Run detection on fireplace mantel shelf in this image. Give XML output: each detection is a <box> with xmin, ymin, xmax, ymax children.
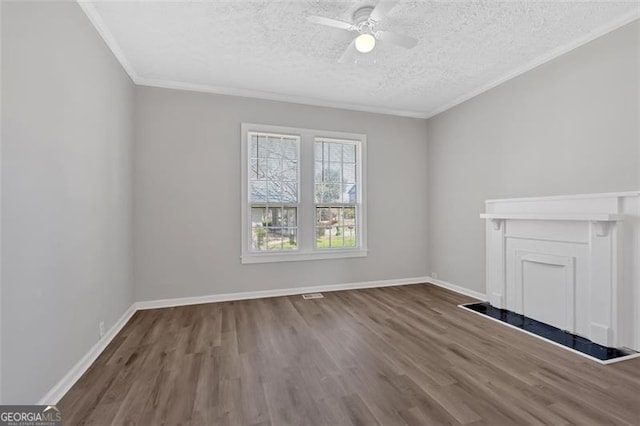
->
<box><xmin>480</xmin><ymin>212</ymin><xmax>623</xmax><ymax>222</ymax></box>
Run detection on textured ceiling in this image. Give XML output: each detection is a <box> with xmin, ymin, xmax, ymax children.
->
<box><xmin>82</xmin><ymin>1</ymin><xmax>640</xmax><ymax>117</ymax></box>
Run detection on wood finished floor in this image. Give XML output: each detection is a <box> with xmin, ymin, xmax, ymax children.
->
<box><xmin>60</xmin><ymin>284</ymin><xmax>640</xmax><ymax>425</ymax></box>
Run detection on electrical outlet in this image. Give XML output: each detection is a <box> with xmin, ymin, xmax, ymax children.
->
<box><xmin>431</xmin><ymin>272</ymin><xmax>438</xmax><ymax>280</ymax></box>
<box><xmin>99</xmin><ymin>321</ymin><xmax>105</xmax><ymax>338</ymax></box>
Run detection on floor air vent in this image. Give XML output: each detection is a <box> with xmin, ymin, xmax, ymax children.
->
<box><xmin>302</xmin><ymin>293</ymin><xmax>324</xmax><ymax>300</ymax></box>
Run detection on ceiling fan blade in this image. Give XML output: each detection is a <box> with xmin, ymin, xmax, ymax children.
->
<box><xmin>377</xmin><ymin>31</ymin><xmax>418</xmax><ymax>49</ymax></box>
<box><xmin>338</xmin><ymin>39</ymin><xmax>357</xmax><ymax>63</ymax></box>
<box><xmin>370</xmin><ymin>1</ymin><xmax>398</xmax><ymax>22</ymax></box>
<box><xmin>307</xmin><ymin>15</ymin><xmax>354</xmax><ymax>31</ymax></box>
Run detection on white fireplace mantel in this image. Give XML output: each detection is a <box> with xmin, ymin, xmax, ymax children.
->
<box><xmin>481</xmin><ymin>191</ymin><xmax>640</xmax><ymax>351</ymax></box>
<box><xmin>480</xmin><ymin>212</ymin><xmax>623</xmax><ymax>221</ymax></box>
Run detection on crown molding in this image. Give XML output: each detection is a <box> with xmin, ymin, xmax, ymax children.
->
<box><xmin>134</xmin><ymin>77</ymin><xmax>429</xmax><ymax>119</ymax></box>
<box><xmin>77</xmin><ymin>1</ymin><xmax>639</xmax><ymax>121</ymax></box>
<box><xmin>77</xmin><ymin>0</ymin><xmax>139</xmax><ymax>82</ymax></box>
<box><xmin>424</xmin><ymin>10</ymin><xmax>640</xmax><ymax>119</ymax></box>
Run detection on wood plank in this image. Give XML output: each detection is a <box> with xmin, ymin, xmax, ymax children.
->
<box><xmin>59</xmin><ymin>284</ymin><xmax>640</xmax><ymax>425</ymax></box>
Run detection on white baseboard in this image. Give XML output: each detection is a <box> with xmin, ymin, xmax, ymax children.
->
<box><xmin>38</xmin><ymin>304</ymin><xmax>137</xmax><ymax>405</ymax></box>
<box><xmin>38</xmin><ymin>274</ymin><xmax>485</xmax><ymax>404</ymax></box>
<box><xmin>135</xmin><ymin>276</ymin><xmax>431</xmax><ymax>310</ymax></box>
<box><xmin>427</xmin><ymin>277</ymin><xmax>486</xmax><ymax>300</ymax></box>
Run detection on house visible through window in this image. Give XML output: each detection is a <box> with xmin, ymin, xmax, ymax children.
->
<box><xmin>241</xmin><ymin>124</ymin><xmax>367</xmax><ymax>263</ymax></box>
<box><xmin>315</xmin><ymin>139</ymin><xmax>358</xmax><ymax>249</ymax></box>
<box><xmin>249</xmin><ymin>133</ymin><xmax>299</xmax><ymax>251</ymax></box>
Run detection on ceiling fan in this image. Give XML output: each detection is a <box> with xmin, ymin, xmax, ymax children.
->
<box><xmin>307</xmin><ymin>1</ymin><xmax>418</xmax><ymax>63</ymax></box>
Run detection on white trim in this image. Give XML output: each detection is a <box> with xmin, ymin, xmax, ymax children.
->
<box><xmin>241</xmin><ymin>249</ymin><xmax>368</xmax><ymax>264</ymax></box>
<box><xmin>485</xmin><ymin>191</ymin><xmax>640</xmax><ymax>204</ymax></box>
<box><xmin>480</xmin><ymin>213</ymin><xmax>624</xmax><ymax>222</ymax></box>
<box><xmin>135</xmin><ymin>277</ymin><xmax>430</xmax><ymax>310</ymax></box>
<box><xmin>38</xmin><ymin>304</ymin><xmax>137</xmax><ymax>405</ymax></box>
<box><xmin>427</xmin><ymin>277</ymin><xmax>487</xmax><ymax>300</ymax></box>
<box><xmin>77</xmin><ymin>1</ymin><xmax>138</xmax><ymax>82</ymax></box>
<box><xmin>425</xmin><ymin>11</ymin><xmax>640</xmax><ymax>119</ymax></box>
<box><xmin>241</xmin><ymin>123</ymin><xmax>367</xmax><ymax>264</ymax></box>
<box><xmin>458</xmin><ymin>304</ymin><xmax>640</xmax><ymax>365</ymax></box>
<box><xmin>35</xmin><ymin>276</ymin><xmax>493</xmax><ymax>403</ymax></box>
<box><xmin>77</xmin><ymin>0</ymin><xmax>639</xmax><ymax>120</ymax></box>
<box><xmin>427</xmin><ymin>277</ymin><xmax>486</xmax><ymax>301</ymax></box>
<box><xmin>504</xmin><ymin>234</ymin><xmax>588</xmax><ymax>245</ymax></box>
<box><xmin>136</xmin><ymin>78</ymin><xmax>428</xmax><ymax>119</ymax></box>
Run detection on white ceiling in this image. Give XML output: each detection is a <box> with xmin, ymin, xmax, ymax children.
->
<box><xmin>81</xmin><ymin>1</ymin><xmax>640</xmax><ymax>118</ymax></box>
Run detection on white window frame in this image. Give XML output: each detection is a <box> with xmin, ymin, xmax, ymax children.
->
<box><xmin>241</xmin><ymin>123</ymin><xmax>367</xmax><ymax>264</ymax></box>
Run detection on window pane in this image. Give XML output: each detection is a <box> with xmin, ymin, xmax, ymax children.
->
<box><xmin>343</xmin><ymin>163</ymin><xmax>356</xmax><ymax>184</ymax></box>
<box><xmin>267</xmin><ymin>181</ymin><xmax>282</xmax><ymax>203</ymax></box>
<box><xmin>267</xmin><ymin>207</ymin><xmax>283</xmax><ymax>227</ymax></box>
<box><xmin>342</xmin><ymin>184</ymin><xmax>356</xmax><ymax>203</ymax></box>
<box><xmin>257</xmin><ymin>159</ymin><xmax>267</xmax><ymax>180</ymax></box>
<box><xmin>281</xmin><ymin>182</ymin><xmax>297</xmax><ymax>203</ymax></box>
<box><xmin>249</xmin><ymin>132</ymin><xmax>299</xmax><ymax>204</ymax></box>
<box><xmin>316</xmin><ymin>226</ymin><xmax>332</xmax><ymax>248</ymax></box>
<box><xmin>316</xmin><ymin>207</ymin><xmax>330</xmax><ymax>223</ymax></box>
<box><xmin>331</xmin><ymin>231</ymin><xmax>345</xmax><ymax>248</ymax></box>
<box><xmin>328</xmin><ymin>163</ymin><xmax>341</xmax><ymax>182</ymax></box>
<box><xmin>252</xmin><ymin>226</ymin><xmax>267</xmax><ymax>250</ymax></box>
<box><xmin>325</xmin><ymin>184</ymin><xmax>341</xmax><ymax>203</ymax></box>
<box><xmin>344</xmin><ymin>207</ymin><xmax>357</xmax><ymax>247</ymax></box>
<box><xmin>315</xmin><ymin>183</ymin><xmax>341</xmax><ymax>204</ymax></box>
<box><xmin>332</xmin><ymin>207</ymin><xmax>343</xmax><ymax>228</ymax></box>
<box><xmin>343</xmin><ymin>144</ymin><xmax>356</xmax><ymax>163</ymax></box>
<box><xmin>314</xmin><ymin>161</ymin><xmax>323</xmax><ymax>182</ymax></box>
<box><xmin>251</xmin><ymin>206</ymin><xmax>298</xmax><ymax>252</ymax></box>
<box><xmin>257</xmin><ymin>135</ymin><xmax>269</xmax><ymax>158</ymax></box>
<box><xmin>344</xmin><ymin>229</ymin><xmax>356</xmax><ymax>247</ymax></box>
<box><xmin>313</xmin><ymin>138</ymin><xmax>359</xmax><ymax>250</ymax></box>
<box><xmin>267</xmin><ymin>136</ymin><xmax>282</xmax><ymax>157</ymax></box>
<box><xmin>314</xmin><ymin>184</ymin><xmax>324</xmax><ymax>204</ymax></box>
<box><xmin>315</xmin><ymin>206</ymin><xmax>357</xmax><ymax>249</ymax></box>
<box><xmin>267</xmin><ymin>228</ymin><xmax>283</xmax><ymax>250</ymax></box>
<box><xmin>314</xmin><ymin>140</ymin><xmax>358</xmax><ymax>201</ymax></box>
<box><xmin>250</xmin><ymin>134</ymin><xmax>258</xmax><ymax>158</ymax></box>
<box><xmin>250</xmin><ymin>181</ymin><xmax>267</xmax><ymax>202</ymax></box>
<box><xmin>267</xmin><ymin>158</ymin><xmax>281</xmax><ymax>179</ymax></box>
<box><xmin>282</xmin><ymin>138</ymin><xmax>297</xmax><ymax>160</ymax></box>
<box><xmin>282</xmin><ymin>228</ymin><xmax>297</xmax><ymax>250</ymax></box>
<box><xmin>284</xmin><ymin>207</ymin><xmax>297</xmax><ymax>227</ymax></box>
<box><xmin>250</xmin><ymin>158</ymin><xmax>259</xmax><ymax>180</ymax></box>
<box><xmin>329</xmin><ymin>143</ymin><xmax>342</xmax><ymax>162</ymax></box>
<box><xmin>247</xmin><ymin>130</ymin><xmax>361</xmax><ymax>259</ymax></box>
<box><xmin>283</xmin><ymin>159</ymin><xmax>297</xmax><ymax>181</ymax></box>
<box><xmin>251</xmin><ymin>207</ymin><xmax>266</xmax><ymax>226</ymax></box>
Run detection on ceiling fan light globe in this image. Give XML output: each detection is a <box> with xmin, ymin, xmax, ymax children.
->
<box><xmin>355</xmin><ymin>33</ymin><xmax>376</xmax><ymax>53</ymax></box>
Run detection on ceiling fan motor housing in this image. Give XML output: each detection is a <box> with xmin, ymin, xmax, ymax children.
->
<box><xmin>353</xmin><ymin>6</ymin><xmax>373</xmax><ymax>27</ymax></box>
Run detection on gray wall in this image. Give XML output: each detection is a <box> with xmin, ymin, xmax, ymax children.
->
<box><xmin>2</xmin><ymin>1</ymin><xmax>134</xmax><ymax>403</ymax></box>
<box><xmin>2</xmin><ymin>0</ymin><xmax>636</xmax><ymax>404</ymax></box>
<box><xmin>426</xmin><ymin>20</ymin><xmax>640</xmax><ymax>295</ymax></box>
<box><xmin>134</xmin><ymin>87</ymin><xmax>429</xmax><ymax>301</ymax></box>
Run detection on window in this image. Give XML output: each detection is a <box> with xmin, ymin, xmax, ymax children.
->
<box><xmin>241</xmin><ymin>124</ymin><xmax>367</xmax><ymax>263</ymax></box>
<box><xmin>248</xmin><ymin>133</ymin><xmax>299</xmax><ymax>251</ymax></box>
<box><xmin>314</xmin><ymin>139</ymin><xmax>358</xmax><ymax>249</ymax></box>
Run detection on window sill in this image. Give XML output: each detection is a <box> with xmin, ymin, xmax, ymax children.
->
<box><xmin>241</xmin><ymin>249</ymin><xmax>368</xmax><ymax>264</ymax></box>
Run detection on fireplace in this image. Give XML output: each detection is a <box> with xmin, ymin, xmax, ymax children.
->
<box><xmin>481</xmin><ymin>191</ymin><xmax>640</xmax><ymax>351</ymax></box>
